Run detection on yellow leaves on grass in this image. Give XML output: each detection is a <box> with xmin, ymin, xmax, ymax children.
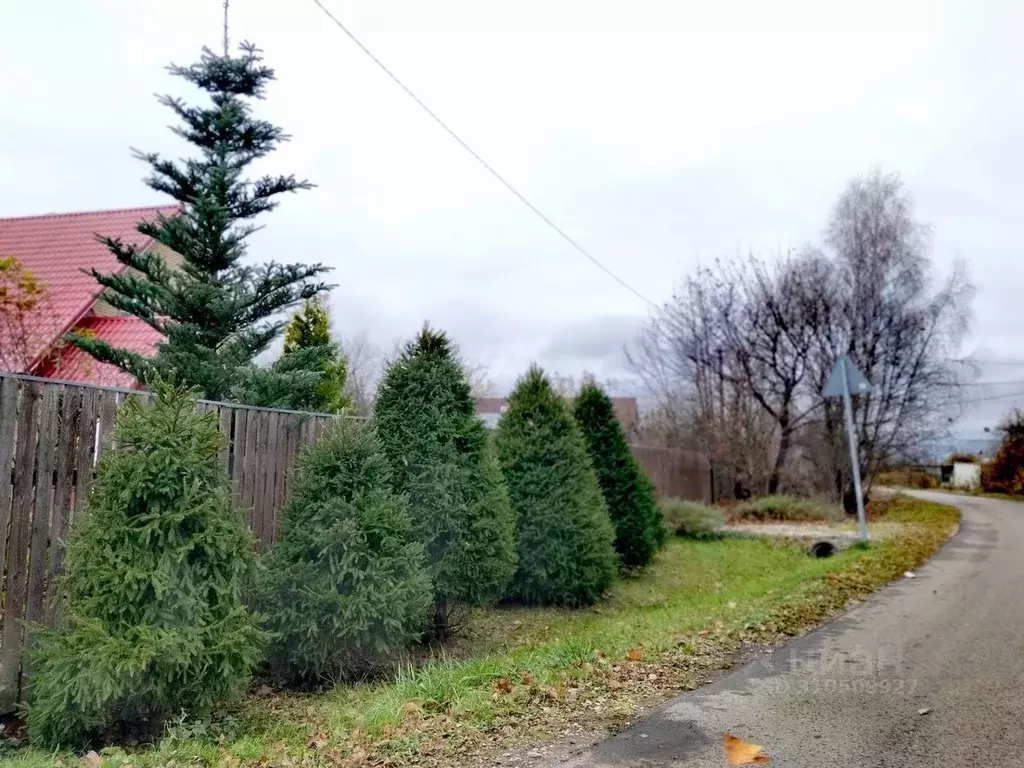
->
<box><xmin>625</xmin><ymin>647</ymin><xmax>644</xmax><ymax>662</ymax></box>
<box><xmin>723</xmin><ymin>733</ymin><xmax>771</xmax><ymax>765</ymax></box>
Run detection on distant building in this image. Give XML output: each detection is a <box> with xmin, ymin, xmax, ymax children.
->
<box><xmin>0</xmin><ymin>206</ymin><xmax>178</xmax><ymax>388</ymax></box>
<box><xmin>474</xmin><ymin>395</ymin><xmax>640</xmax><ymax>436</ymax></box>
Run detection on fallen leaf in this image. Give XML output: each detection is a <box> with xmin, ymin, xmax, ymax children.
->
<box><xmin>342</xmin><ymin>747</ymin><xmax>368</xmax><ymax>767</ymax></box>
<box><xmin>403</xmin><ymin>699</ymin><xmax>423</xmax><ymax>715</ymax></box>
<box><xmin>723</xmin><ymin>733</ymin><xmax>771</xmax><ymax>765</ymax></box>
<box><xmin>521</xmin><ymin>671</ymin><xmax>535</xmax><ymax>687</ymax></box>
<box><xmin>918</xmin><ymin>707</ymin><xmax>932</xmax><ymax>715</ymax></box>
<box><xmin>727</xmin><ymin>600</ymin><xmax>738</xmax><ymax>609</ymax></box>
<box><xmin>495</xmin><ymin>678</ymin><xmax>514</xmax><ymax>694</ymax></box>
<box><xmin>626</xmin><ymin>647</ymin><xmax>644</xmax><ymax>662</ymax></box>
<box><xmin>308</xmin><ymin>731</ymin><xmax>328</xmax><ymax>749</ymax></box>
<box><xmin>80</xmin><ymin>752</ymin><xmax>103</xmax><ymax>768</ymax></box>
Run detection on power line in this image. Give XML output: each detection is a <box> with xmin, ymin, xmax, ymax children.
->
<box><xmin>960</xmin><ymin>390</ymin><xmax>1024</xmax><ymax>405</ymax></box>
<box><xmin>309</xmin><ymin>0</ymin><xmax>658</xmax><ymax>308</ymax></box>
<box><xmin>942</xmin><ymin>380</ymin><xmax>1024</xmax><ymax>388</ymax></box>
<box><xmin>948</xmin><ymin>358</ymin><xmax>1024</xmax><ymax>367</ymax></box>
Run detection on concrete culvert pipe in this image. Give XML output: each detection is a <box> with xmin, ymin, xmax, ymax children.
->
<box><xmin>809</xmin><ymin>540</ymin><xmax>836</xmax><ymax>558</ymax></box>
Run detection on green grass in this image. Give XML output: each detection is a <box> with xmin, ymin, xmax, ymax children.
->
<box><xmin>3</xmin><ymin>496</ymin><xmax>958</xmax><ymax>768</ymax></box>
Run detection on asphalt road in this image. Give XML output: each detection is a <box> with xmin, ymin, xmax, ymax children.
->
<box><xmin>561</xmin><ymin>492</ymin><xmax>1024</xmax><ymax>767</ymax></box>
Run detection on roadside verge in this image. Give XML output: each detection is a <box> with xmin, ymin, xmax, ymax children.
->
<box><xmin>5</xmin><ymin>495</ymin><xmax>959</xmax><ymax>768</ymax></box>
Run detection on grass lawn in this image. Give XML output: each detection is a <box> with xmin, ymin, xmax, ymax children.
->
<box><xmin>3</xmin><ymin>496</ymin><xmax>958</xmax><ymax>768</ymax></box>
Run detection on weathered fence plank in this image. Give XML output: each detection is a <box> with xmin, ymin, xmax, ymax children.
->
<box><xmin>0</xmin><ymin>378</ymin><xmax>20</xmax><ymax>589</ymax></box>
<box><xmin>219</xmin><ymin>406</ymin><xmax>232</xmax><ymax>475</ymax></box>
<box><xmin>261</xmin><ymin>411</ymin><xmax>281</xmax><ymax>545</ymax></box>
<box><xmin>25</xmin><ymin>386</ymin><xmax>60</xmax><ymax>630</ymax></box>
<box><xmin>0</xmin><ymin>382</ymin><xmax>40</xmax><ymax>711</ymax></box>
<box><xmin>73</xmin><ymin>389</ymin><xmax>99</xmax><ymax>520</ymax></box>
<box><xmin>46</xmin><ymin>387</ymin><xmax>83</xmax><ymax>622</ymax></box>
<box><xmin>231</xmin><ymin>408</ymin><xmax>248</xmax><ymax>506</ymax></box>
<box><xmin>95</xmin><ymin>390</ymin><xmax>119</xmax><ymax>463</ymax></box>
<box><xmin>241</xmin><ymin>409</ymin><xmax>260</xmax><ymax>529</ymax></box>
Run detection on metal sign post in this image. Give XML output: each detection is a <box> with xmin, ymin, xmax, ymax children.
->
<box><xmin>823</xmin><ymin>356</ymin><xmax>871</xmax><ymax>542</ymax></box>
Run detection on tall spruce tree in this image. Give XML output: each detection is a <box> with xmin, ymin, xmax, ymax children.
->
<box><xmin>495</xmin><ymin>366</ymin><xmax>617</xmax><ymax>606</ymax></box>
<box><xmin>232</xmin><ymin>298</ymin><xmax>350</xmax><ymax>412</ymax></box>
<box><xmin>69</xmin><ymin>43</ymin><xmax>329</xmax><ymax>401</ymax></box>
<box><xmin>26</xmin><ymin>383</ymin><xmax>265</xmax><ymax>748</ymax></box>
<box><xmin>574</xmin><ymin>381</ymin><xmax>663</xmax><ymax>569</ymax></box>
<box><xmin>374</xmin><ymin>326</ymin><xmax>517</xmax><ymax>637</ymax></box>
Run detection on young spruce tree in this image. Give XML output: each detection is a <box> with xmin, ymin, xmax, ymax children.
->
<box><xmin>495</xmin><ymin>366</ymin><xmax>617</xmax><ymax>606</ymax></box>
<box><xmin>259</xmin><ymin>419</ymin><xmax>432</xmax><ymax>683</ymax></box>
<box><xmin>232</xmin><ymin>297</ymin><xmax>350</xmax><ymax>412</ymax></box>
<box><xmin>374</xmin><ymin>326</ymin><xmax>517</xmax><ymax>638</ymax></box>
<box><xmin>574</xmin><ymin>381</ymin><xmax>663</xmax><ymax>569</ymax></box>
<box><xmin>27</xmin><ymin>384</ymin><xmax>264</xmax><ymax>748</ymax></box>
<box><xmin>69</xmin><ymin>43</ymin><xmax>329</xmax><ymax>401</ymax></box>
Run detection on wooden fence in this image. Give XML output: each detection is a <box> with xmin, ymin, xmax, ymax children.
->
<box><xmin>631</xmin><ymin>445</ymin><xmax>711</xmax><ymax>503</ymax></box>
<box><xmin>0</xmin><ymin>373</ymin><xmax>337</xmax><ymax>711</ymax></box>
<box><xmin>0</xmin><ymin>373</ymin><xmax>711</xmax><ymax>713</ymax></box>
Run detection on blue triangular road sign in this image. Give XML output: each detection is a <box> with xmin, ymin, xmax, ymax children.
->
<box><xmin>823</xmin><ymin>355</ymin><xmax>871</xmax><ymax>398</ymax></box>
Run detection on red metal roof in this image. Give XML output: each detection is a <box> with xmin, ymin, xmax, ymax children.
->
<box><xmin>0</xmin><ymin>205</ymin><xmax>178</xmax><ymax>370</ymax></box>
<box><xmin>35</xmin><ymin>316</ymin><xmax>165</xmax><ymax>389</ymax></box>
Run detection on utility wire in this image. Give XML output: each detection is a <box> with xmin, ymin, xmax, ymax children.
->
<box><xmin>940</xmin><ymin>380</ymin><xmax>1024</xmax><ymax>388</ymax></box>
<box><xmin>960</xmin><ymin>390</ymin><xmax>1024</xmax><ymax>405</ymax></box>
<box><xmin>948</xmin><ymin>358</ymin><xmax>1024</xmax><ymax>367</ymax></box>
<box><xmin>309</xmin><ymin>0</ymin><xmax>658</xmax><ymax>308</ymax></box>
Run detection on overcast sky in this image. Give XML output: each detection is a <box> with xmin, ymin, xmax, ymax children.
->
<box><xmin>1</xmin><ymin>0</ymin><xmax>1022</xmax><ymax>433</ymax></box>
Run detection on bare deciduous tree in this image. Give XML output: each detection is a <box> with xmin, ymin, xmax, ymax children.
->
<box><xmin>630</xmin><ymin>169</ymin><xmax>973</xmax><ymax>502</ymax></box>
<box><xmin>337</xmin><ymin>331</ymin><xmax>385</xmax><ymax>417</ymax></box>
<box><xmin>630</xmin><ymin>251</ymin><xmax>830</xmax><ymax>493</ymax></box>
<box><xmin>808</xmin><ymin>169</ymin><xmax>973</xmax><ymax>503</ymax></box>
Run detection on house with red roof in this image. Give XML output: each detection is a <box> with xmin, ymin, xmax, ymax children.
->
<box><xmin>0</xmin><ymin>206</ymin><xmax>179</xmax><ymax>388</ymax></box>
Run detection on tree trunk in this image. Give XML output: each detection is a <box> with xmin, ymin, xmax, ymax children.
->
<box><xmin>767</xmin><ymin>423</ymin><xmax>792</xmax><ymax>495</ymax></box>
<box><xmin>433</xmin><ymin>597</ymin><xmax>450</xmax><ymax>642</ymax></box>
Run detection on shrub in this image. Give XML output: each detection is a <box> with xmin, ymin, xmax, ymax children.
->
<box><xmin>875</xmin><ymin>470</ymin><xmax>939</xmax><ymax>489</ymax></box>
<box><xmin>660</xmin><ymin>499</ymin><xmax>725</xmax><ymax>538</ymax></box>
<box><xmin>982</xmin><ymin>410</ymin><xmax>1024</xmax><ymax>494</ymax></box>
<box><xmin>732</xmin><ymin>494</ymin><xmax>843</xmax><ymax>522</ymax></box>
<box><xmin>258</xmin><ymin>419</ymin><xmax>432</xmax><ymax>684</ymax></box>
<box><xmin>374</xmin><ymin>326</ymin><xmax>516</xmax><ymax>637</ymax></box>
<box><xmin>27</xmin><ymin>384</ymin><xmax>265</xmax><ymax>748</ymax></box>
<box><xmin>573</xmin><ymin>382</ymin><xmax>662</xmax><ymax>568</ymax></box>
<box><xmin>495</xmin><ymin>365</ymin><xmax>617</xmax><ymax>606</ymax></box>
